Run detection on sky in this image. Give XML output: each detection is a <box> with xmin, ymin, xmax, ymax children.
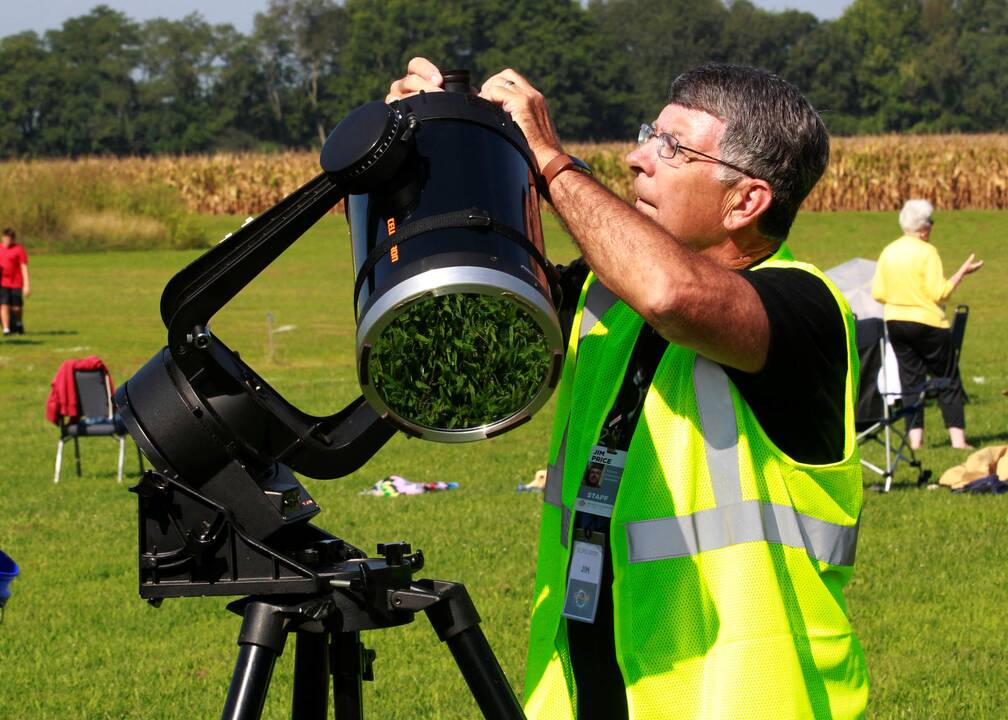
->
<box><xmin>3</xmin><ymin>0</ymin><xmax>853</xmax><ymax>37</ymax></box>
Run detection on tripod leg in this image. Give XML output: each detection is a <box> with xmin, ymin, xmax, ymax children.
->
<box><xmin>442</xmin><ymin>627</ymin><xmax>525</xmax><ymax>720</ymax></box>
<box><xmin>223</xmin><ymin>645</ymin><xmax>279</xmax><ymax>720</ymax></box>
<box><xmin>330</xmin><ymin>631</ymin><xmax>366</xmax><ymax>720</ymax></box>
<box><xmin>222</xmin><ymin>600</ymin><xmax>289</xmax><ymax>720</ymax></box>
<box><xmin>292</xmin><ymin>630</ymin><xmax>330</xmax><ymax>720</ymax></box>
<box><xmin>424</xmin><ymin>583</ymin><xmax>525</xmax><ymax>720</ymax></box>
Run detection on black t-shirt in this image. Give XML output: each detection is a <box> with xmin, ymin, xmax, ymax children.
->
<box><xmin>555</xmin><ymin>259</ymin><xmax>847</xmax><ymax>464</ymax></box>
<box><xmin>727</xmin><ymin>265</ymin><xmax>847</xmax><ymax>464</ymax></box>
<box><xmin>558</xmin><ymin>258</ymin><xmax>848</xmax><ymax>719</ymax></box>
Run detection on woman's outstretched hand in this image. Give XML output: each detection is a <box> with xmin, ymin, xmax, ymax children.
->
<box><xmin>959</xmin><ymin>253</ymin><xmax>984</xmax><ymax>276</ymax></box>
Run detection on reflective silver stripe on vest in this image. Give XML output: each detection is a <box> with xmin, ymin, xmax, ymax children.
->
<box><xmin>544</xmin><ymin>428</ymin><xmax>569</xmax><ymax>547</ymax></box>
<box><xmin>544</xmin><ymin>428</ymin><xmax>566</xmax><ymax>509</ymax></box>
<box><xmin>579</xmin><ymin>280</ymin><xmax>620</xmax><ymax>341</ymax></box>
<box><xmin>625</xmin><ymin>500</ymin><xmax>858</xmax><ymax>567</ymax></box>
<box><xmin>693</xmin><ymin>357</ymin><xmax>742</xmax><ymax>506</ymax></box>
<box><xmin>546</xmin><ymin>279</ymin><xmax>620</xmax><ymax>549</ymax></box>
<box><xmin>560</xmin><ymin>506</ymin><xmax>571</xmax><ymax>549</ymax></box>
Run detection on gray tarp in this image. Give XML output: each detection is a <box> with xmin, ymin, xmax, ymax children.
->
<box><xmin>824</xmin><ymin>257</ymin><xmax>884</xmax><ymax>320</ymax></box>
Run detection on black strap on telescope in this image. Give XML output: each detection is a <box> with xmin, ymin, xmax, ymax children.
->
<box><xmin>352</xmin><ymin>206</ymin><xmax>561</xmax><ymax>315</ymax></box>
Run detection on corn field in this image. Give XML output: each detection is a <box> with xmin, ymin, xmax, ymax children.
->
<box><xmin>4</xmin><ymin>136</ymin><xmax>1008</xmax><ymax>220</ymax></box>
<box><xmin>568</xmin><ymin>136</ymin><xmax>1008</xmax><ymax>212</ymax></box>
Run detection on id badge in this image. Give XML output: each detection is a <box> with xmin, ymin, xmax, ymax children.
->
<box><xmin>574</xmin><ymin>444</ymin><xmax>626</xmax><ymax>518</ymax></box>
<box><xmin>562</xmin><ymin>539</ymin><xmax>604</xmax><ymax>624</ymax></box>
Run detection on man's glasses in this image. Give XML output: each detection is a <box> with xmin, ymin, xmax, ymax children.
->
<box><xmin>637</xmin><ymin>122</ymin><xmax>753</xmax><ymax>178</ymax></box>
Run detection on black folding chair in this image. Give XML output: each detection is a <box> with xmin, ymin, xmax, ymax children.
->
<box><xmin>53</xmin><ymin>369</ymin><xmax>143</xmax><ymax>483</ymax></box>
<box><xmin>854</xmin><ymin>318</ymin><xmax>932</xmax><ymax>491</ymax></box>
<box><xmin>948</xmin><ymin>304</ymin><xmax>969</xmax><ymax>384</ymax></box>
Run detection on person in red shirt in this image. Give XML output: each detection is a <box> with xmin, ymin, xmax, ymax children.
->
<box><xmin>0</xmin><ymin>228</ymin><xmax>30</xmax><ymax>336</ymax></box>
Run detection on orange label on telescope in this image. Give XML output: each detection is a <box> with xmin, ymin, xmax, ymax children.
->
<box><xmin>387</xmin><ymin>218</ymin><xmax>399</xmax><ymax>262</ymax></box>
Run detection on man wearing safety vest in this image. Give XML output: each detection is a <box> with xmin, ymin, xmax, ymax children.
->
<box><xmin>390</xmin><ymin>60</ymin><xmax>867</xmax><ymax>719</ymax></box>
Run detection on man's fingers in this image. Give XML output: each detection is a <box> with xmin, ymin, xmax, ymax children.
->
<box><xmin>386</xmin><ymin>57</ymin><xmax>444</xmax><ymax>102</ymax></box>
<box><xmin>494</xmin><ymin>68</ymin><xmax>532</xmax><ymax>92</ymax></box>
<box><xmin>386</xmin><ymin>75</ymin><xmax>443</xmax><ymax>103</ymax></box>
<box><xmin>407</xmin><ymin>57</ymin><xmax>442</xmax><ymax>85</ymax></box>
<box><xmin>480</xmin><ymin>68</ymin><xmax>533</xmax><ymax>98</ymax></box>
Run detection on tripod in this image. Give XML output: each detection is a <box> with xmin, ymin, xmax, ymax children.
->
<box><xmin>127</xmin><ymin>468</ymin><xmax>524</xmax><ymax>720</ymax></box>
<box><xmin>220</xmin><ymin>548</ymin><xmax>527</xmax><ymax>720</ymax></box>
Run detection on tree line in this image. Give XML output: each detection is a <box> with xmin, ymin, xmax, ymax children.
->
<box><xmin>1</xmin><ymin>0</ymin><xmax>1006</xmax><ymax>158</ymax></box>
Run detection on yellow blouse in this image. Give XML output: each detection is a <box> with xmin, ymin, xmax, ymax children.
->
<box><xmin>871</xmin><ymin>234</ymin><xmax>954</xmax><ymax>328</ymax></box>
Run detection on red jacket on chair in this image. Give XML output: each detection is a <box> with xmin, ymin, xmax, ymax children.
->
<box><xmin>45</xmin><ymin>356</ymin><xmax>114</xmax><ymax>424</ymax></box>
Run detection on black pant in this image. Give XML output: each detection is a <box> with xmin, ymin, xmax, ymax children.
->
<box><xmin>567</xmin><ymin>530</ymin><xmax>629</xmax><ymax>720</ymax></box>
<box><xmin>886</xmin><ymin>320</ymin><xmax>967</xmax><ymax>430</ymax></box>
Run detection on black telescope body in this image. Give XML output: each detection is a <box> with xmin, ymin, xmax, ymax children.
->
<box><xmin>114</xmin><ymin>70</ymin><xmax>562</xmax><ymax>592</ymax></box>
<box><xmin>338</xmin><ymin>88</ymin><xmax>563</xmax><ymax>442</ymax></box>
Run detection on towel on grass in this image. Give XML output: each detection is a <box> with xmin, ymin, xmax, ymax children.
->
<box><xmin>362</xmin><ymin>475</ymin><xmax>459</xmax><ymax>497</ymax></box>
<box><xmin>939</xmin><ymin>445</ymin><xmax>1008</xmax><ymax>489</ymax></box>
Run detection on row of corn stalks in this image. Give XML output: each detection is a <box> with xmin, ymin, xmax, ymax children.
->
<box><xmin>6</xmin><ymin>135</ymin><xmax>1008</xmax><ymax>216</ymax></box>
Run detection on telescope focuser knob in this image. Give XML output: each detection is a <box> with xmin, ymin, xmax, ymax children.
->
<box><xmin>441</xmin><ymin>69</ymin><xmax>472</xmax><ymax>94</ymax></box>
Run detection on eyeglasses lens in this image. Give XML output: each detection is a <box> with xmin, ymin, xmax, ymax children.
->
<box><xmin>639</xmin><ymin>123</ymin><xmax>678</xmax><ymax>161</ymax></box>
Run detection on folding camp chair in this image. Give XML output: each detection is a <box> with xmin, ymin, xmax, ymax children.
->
<box><xmin>923</xmin><ymin>304</ymin><xmax>969</xmax><ymax>403</ymax></box>
<box><xmin>950</xmin><ymin>305</ymin><xmax>969</xmax><ymax>367</ymax></box>
<box><xmin>855</xmin><ymin>318</ymin><xmax>932</xmax><ymax>491</ymax></box>
<box><xmin>53</xmin><ymin>368</ymin><xmax>143</xmax><ymax>483</ymax></box>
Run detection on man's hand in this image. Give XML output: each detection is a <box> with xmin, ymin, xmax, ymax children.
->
<box><xmin>479</xmin><ymin>69</ymin><xmax>563</xmax><ymax>170</ymax></box>
<box><xmin>387</xmin><ymin>59</ymin><xmax>563</xmax><ymax>171</ymax></box>
<box><xmin>386</xmin><ymin>57</ymin><xmax>444</xmax><ymax>102</ymax></box>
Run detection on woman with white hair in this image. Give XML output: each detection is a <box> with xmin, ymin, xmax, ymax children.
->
<box><xmin>871</xmin><ymin>199</ymin><xmax>983</xmax><ymax>449</ymax></box>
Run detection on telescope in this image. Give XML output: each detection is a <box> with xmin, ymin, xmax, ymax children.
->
<box><xmin>114</xmin><ymin>70</ymin><xmax>559</xmax><ymax>719</ymax></box>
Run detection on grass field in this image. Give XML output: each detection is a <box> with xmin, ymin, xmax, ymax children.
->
<box><xmin>0</xmin><ymin>209</ymin><xmax>1006</xmax><ymax>718</ymax></box>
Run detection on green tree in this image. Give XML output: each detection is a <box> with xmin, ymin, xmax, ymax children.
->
<box><xmin>0</xmin><ymin>32</ymin><xmax>60</xmax><ymax>155</ymax></box>
<box><xmin>954</xmin><ymin>0</ymin><xmax>1008</xmax><ymax>131</ymax></box>
<box><xmin>721</xmin><ymin>1</ymin><xmax>820</xmax><ymax>74</ymax></box>
<box><xmin>337</xmin><ymin>0</ymin><xmax>473</xmax><ymax>116</ymax></box>
<box><xmin>213</xmin><ymin>31</ymin><xmax>280</xmax><ymax>150</ymax></box>
<box><xmin>460</xmin><ymin>0</ymin><xmax>633</xmax><ymax>139</ymax></box>
<box><xmin>257</xmin><ymin>0</ymin><xmax>347</xmax><ymax>145</ymax></box>
<box><xmin>588</xmin><ymin>0</ymin><xmax>729</xmax><ymax>125</ymax></box>
<box><xmin>42</xmin><ymin>5</ymin><xmax>141</xmax><ymax>155</ymax></box>
<box><xmin>135</xmin><ymin>15</ymin><xmax>234</xmax><ymax>153</ymax></box>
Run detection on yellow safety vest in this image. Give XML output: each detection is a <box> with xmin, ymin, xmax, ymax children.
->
<box><xmin>524</xmin><ymin>244</ymin><xmax>869</xmax><ymax>720</ymax></box>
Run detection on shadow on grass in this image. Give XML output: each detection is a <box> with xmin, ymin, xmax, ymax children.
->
<box><xmin>0</xmin><ymin>338</ymin><xmax>43</xmax><ymax>345</ymax></box>
<box><xmin>966</xmin><ymin>431</ymin><xmax>1008</xmax><ymax>446</ymax></box>
<box><xmin>864</xmin><ymin>481</ymin><xmax>931</xmax><ymax>493</ymax></box>
<box><xmin>24</xmin><ymin>330</ymin><xmax>79</xmax><ymax>337</ymax></box>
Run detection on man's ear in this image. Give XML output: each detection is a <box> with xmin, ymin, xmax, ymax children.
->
<box><xmin>723</xmin><ymin>178</ymin><xmax>773</xmax><ymax>232</ymax></box>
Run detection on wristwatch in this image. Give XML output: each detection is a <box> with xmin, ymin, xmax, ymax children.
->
<box><xmin>540</xmin><ymin>154</ymin><xmax>593</xmax><ymax>194</ymax></box>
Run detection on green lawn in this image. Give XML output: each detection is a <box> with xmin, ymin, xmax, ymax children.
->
<box><xmin>0</xmin><ymin>209</ymin><xmax>1005</xmax><ymax>719</ymax></box>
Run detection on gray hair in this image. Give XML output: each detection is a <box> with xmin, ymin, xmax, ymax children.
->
<box><xmin>668</xmin><ymin>63</ymin><xmax>829</xmax><ymax>242</ymax></box>
<box><xmin>898</xmin><ymin>199</ymin><xmax>934</xmax><ymax>234</ymax></box>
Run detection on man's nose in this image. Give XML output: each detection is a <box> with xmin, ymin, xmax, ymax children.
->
<box><xmin>625</xmin><ymin>143</ymin><xmax>653</xmax><ymax>175</ymax></box>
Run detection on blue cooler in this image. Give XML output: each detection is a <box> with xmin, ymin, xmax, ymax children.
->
<box><xmin>0</xmin><ymin>550</ymin><xmax>19</xmax><ymax>620</ymax></box>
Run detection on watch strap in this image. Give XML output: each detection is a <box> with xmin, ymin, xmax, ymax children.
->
<box><xmin>541</xmin><ymin>154</ymin><xmax>592</xmax><ymax>189</ymax></box>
